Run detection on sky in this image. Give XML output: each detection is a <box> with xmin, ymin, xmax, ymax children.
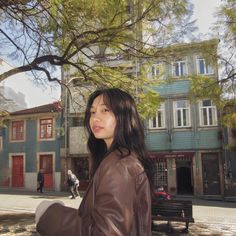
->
<box><xmin>0</xmin><ymin>61</ymin><xmax>61</xmax><ymax>108</ymax></box>
<box><xmin>1</xmin><ymin>0</ymin><xmax>222</xmax><ymax>108</ymax></box>
<box><xmin>191</xmin><ymin>0</ymin><xmax>221</xmax><ymax>35</ymax></box>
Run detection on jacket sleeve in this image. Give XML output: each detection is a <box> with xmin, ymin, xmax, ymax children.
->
<box><xmin>91</xmin><ymin>160</ymin><xmax>137</xmax><ymax>236</ymax></box>
<box><xmin>36</xmin><ymin>203</ymin><xmax>81</xmax><ymax>236</ymax></box>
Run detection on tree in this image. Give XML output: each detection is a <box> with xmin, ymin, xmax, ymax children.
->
<box><xmin>189</xmin><ymin>0</ymin><xmax>235</xmax><ymax>127</ymax></box>
<box><xmin>0</xmin><ymin>0</ymin><xmax>195</xmax><ymax>117</ymax></box>
<box><xmin>215</xmin><ymin>0</ymin><xmax>236</xmax><ymax>98</ymax></box>
<box><xmin>0</xmin><ymin>110</ymin><xmax>9</xmax><ymax>128</ymax></box>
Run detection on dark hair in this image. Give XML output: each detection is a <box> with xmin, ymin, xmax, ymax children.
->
<box><xmin>84</xmin><ymin>88</ymin><xmax>154</xmax><ymax>186</ymax></box>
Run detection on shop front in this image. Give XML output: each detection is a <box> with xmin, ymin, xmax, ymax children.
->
<box><xmin>150</xmin><ymin>152</ymin><xmax>195</xmax><ymax>196</ymax></box>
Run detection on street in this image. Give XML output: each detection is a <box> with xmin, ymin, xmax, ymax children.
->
<box><xmin>0</xmin><ymin>189</ymin><xmax>236</xmax><ymax>235</ymax></box>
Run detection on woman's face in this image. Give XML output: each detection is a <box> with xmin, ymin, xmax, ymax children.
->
<box><xmin>89</xmin><ymin>95</ymin><xmax>116</xmax><ymax>148</ymax></box>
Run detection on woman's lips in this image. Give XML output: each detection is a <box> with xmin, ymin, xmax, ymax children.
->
<box><xmin>92</xmin><ymin>126</ymin><xmax>103</xmax><ymax>133</ymax></box>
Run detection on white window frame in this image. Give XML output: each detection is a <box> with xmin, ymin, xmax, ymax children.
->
<box><xmin>149</xmin><ymin>103</ymin><xmax>165</xmax><ymax>129</ymax></box>
<box><xmin>197</xmin><ymin>58</ymin><xmax>214</xmax><ymax>75</ymax></box>
<box><xmin>173</xmin><ymin>100</ymin><xmax>191</xmax><ymax>128</ymax></box>
<box><xmin>172</xmin><ymin>60</ymin><xmax>188</xmax><ymax>77</ymax></box>
<box><xmin>199</xmin><ymin>100</ymin><xmax>217</xmax><ymax>126</ymax></box>
<box><xmin>151</xmin><ymin>63</ymin><xmax>164</xmax><ymax>80</ymax></box>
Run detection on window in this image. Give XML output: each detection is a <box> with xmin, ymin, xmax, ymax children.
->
<box><xmin>39</xmin><ymin>118</ymin><xmax>53</xmax><ymax>139</ymax></box>
<box><xmin>11</xmin><ymin>120</ymin><xmax>24</xmax><ymax>141</ymax></box>
<box><xmin>151</xmin><ymin>63</ymin><xmax>163</xmax><ymax>79</ymax></box>
<box><xmin>173</xmin><ymin>100</ymin><xmax>191</xmax><ymax>127</ymax></box>
<box><xmin>199</xmin><ymin>100</ymin><xmax>217</xmax><ymax>126</ymax></box>
<box><xmin>153</xmin><ymin>161</ymin><xmax>167</xmax><ymax>188</ymax></box>
<box><xmin>149</xmin><ymin>103</ymin><xmax>165</xmax><ymax>129</ymax></box>
<box><xmin>197</xmin><ymin>58</ymin><xmax>213</xmax><ymax>75</ymax></box>
<box><xmin>172</xmin><ymin>60</ymin><xmax>187</xmax><ymax>77</ymax></box>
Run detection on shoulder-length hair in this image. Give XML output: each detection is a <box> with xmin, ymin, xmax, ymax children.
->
<box><xmin>84</xmin><ymin>88</ymin><xmax>154</xmax><ymax>185</ymax></box>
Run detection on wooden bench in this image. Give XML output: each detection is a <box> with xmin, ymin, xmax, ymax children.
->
<box><xmin>152</xmin><ymin>199</ymin><xmax>194</xmax><ymax>233</ymax></box>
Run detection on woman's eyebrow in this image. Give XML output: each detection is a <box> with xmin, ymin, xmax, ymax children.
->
<box><xmin>90</xmin><ymin>104</ymin><xmax>107</xmax><ymax>109</ymax></box>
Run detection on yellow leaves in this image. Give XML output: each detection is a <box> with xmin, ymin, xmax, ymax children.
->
<box><xmin>222</xmin><ymin>113</ymin><xmax>236</xmax><ymax>128</ymax></box>
<box><xmin>190</xmin><ymin>74</ymin><xmax>236</xmax><ymax>128</ymax></box>
<box><xmin>88</xmin><ymin>66</ymin><xmax>133</xmax><ymax>87</ymax></box>
<box><xmin>137</xmin><ymin>88</ymin><xmax>162</xmax><ymax>119</ymax></box>
<box><xmin>0</xmin><ymin>110</ymin><xmax>9</xmax><ymax>128</ymax></box>
<box><xmin>71</xmin><ymin>64</ymin><xmax>161</xmax><ymax>119</ymax></box>
<box><xmin>220</xmin><ymin>0</ymin><xmax>236</xmax><ymax>36</ymax></box>
<box><xmin>190</xmin><ymin>75</ymin><xmax>223</xmax><ymax>107</ymax></box>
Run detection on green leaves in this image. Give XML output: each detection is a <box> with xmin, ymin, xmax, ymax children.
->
<box><xmin>137</xmin><ymin>88</ymin><xmax>162</xmax><ymax>119</ymax></box>
<box><xmin>189</xmin><ymin>75</ymin><xmax>226</xmax><ymax>111</ymax></box>
<box><xmin>222</xmin><ymin>113</ymin><xmax>236</xmax><ymax>128</ymax></box>
<box><xmin>0</xmin><ymin>0</ymin><xmax>194</xmax><ymax>119</ymax></box>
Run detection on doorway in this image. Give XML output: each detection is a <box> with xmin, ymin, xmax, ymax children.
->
<box><xmin>12</xmin><ymin>155</ymin><xmax>24</xmax><ymax>187</ymax></box>
<box><xmin>39</xmin><ymin>154</ymin><xmax>53</xmax><ymax>189</ymax></box>
<box><xmin>202</xmin><ymin>153</ymin><xmax>220</xmax><ymax>195</ymax></box>
<box><xmin>176</xmin><ymin>160</ymin><xmax>193</xmax><ymax>195</ymax></box>
<box><xmin>73</xmin><ymin>157</ymin><xmax>89</xmax><ymax>191</ymax></box>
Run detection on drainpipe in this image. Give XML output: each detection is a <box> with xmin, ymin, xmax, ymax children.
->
<box><xmin>219</xmin><ymin>108</ymin><xmax>226</xmax><ymax>199</ymax></box>
<box><xmin>167</xmin><ymin>97</ymin><xmax>172</xmax><ymax>152</ymax></box>
<box><xmin>62</xmin><ymin>68</ymin><xmax>68</xmax><ymax>183</ymax></box>
<box><xmin>64</xmin><ymin>83</ymin><xmax>68</xmax><ymax>177</ymax></box>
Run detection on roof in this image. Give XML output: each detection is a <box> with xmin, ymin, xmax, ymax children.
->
<box><xmin>10</xmin><ymin>102</ymin><xmax>61</xmax><ymax>116</ymax></box>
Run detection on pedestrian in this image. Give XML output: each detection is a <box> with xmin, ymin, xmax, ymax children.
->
<box><xmin>66</xmin><ymin>169</ymin><xmax>80</xmax><ymax>199</ymax></box>
<box><xmin>35</xmin><ymin>88</ymin><xmax>154</xmax><ymax>236</ymax></box>
<box><xmin>36</xmin><ymin>169</ymin><xmax>44</xmax><ymax>193</ymax></box>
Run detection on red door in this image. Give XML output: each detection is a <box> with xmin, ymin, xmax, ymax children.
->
<box><xmin>12</xmin><ymin>155</ymin><xmax>24</xmax><ymax>187</ymax></box>
<box><xmin>39</xmin><ymin>155</ymin><xmax>53</xmax><ymax>189</ymax></box>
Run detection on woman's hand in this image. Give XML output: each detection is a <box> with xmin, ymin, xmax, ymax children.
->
<box><xmin>35</xmin><ymin>200</ymin><xmax>65</xmax><ymax>224</ymax></box>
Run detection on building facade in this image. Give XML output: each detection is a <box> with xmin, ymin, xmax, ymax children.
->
<box><xmin>60</xmin><ymin>79</ymin><xmax>91</xmax><ymax>191</ymax></box>
<box><xmin>61</xmin><ymin>39</ymin><xmax>231</xmax><ymax>199</ymax></box>
<box><xmin>145</xmin><ymin>39</ymin><xmax>224</xmax><ymax>199</ymax></box>
<box><xmin>0</xmin><ymin>103</ymin><xmax>62</xmax><ymax>191</ymax></box>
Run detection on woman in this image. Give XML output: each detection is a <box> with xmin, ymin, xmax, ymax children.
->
<box><xmin>36</xmin><ymin>88</ymin><xmax>154</xmax><ymax>236</ymax></box>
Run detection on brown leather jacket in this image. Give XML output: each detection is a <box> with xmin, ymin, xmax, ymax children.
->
<box><xmin>37</xmin><ymin>150</ymin><xmax>152</xmax><ymax>236</ymax></box>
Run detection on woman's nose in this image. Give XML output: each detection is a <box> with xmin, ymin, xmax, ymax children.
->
<box><xmin>91</xmin><ymin>112</ymin><xmax>101</xmax><ymax>121</ymax></box>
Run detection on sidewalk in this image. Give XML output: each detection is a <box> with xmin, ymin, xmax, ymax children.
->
<box><xmin>0</xmin><ymin>188</ymin><xmax>82</xmax><ymax>214</ymax></box>
<box><xmin>0</xmin><ymin>189</ymin><xmax>236</xmax><ymax>235</ymax></box>
<box><xmin>0</xmin><ymin>189</ymin><xmax>82</xmax><ymax>236</ymax></box>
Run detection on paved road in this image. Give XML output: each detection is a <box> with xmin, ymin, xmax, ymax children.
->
<box><xmin>0</xmin><ymin>189</ymin><xmax>236</xmax><ymax>235</ymax></box>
